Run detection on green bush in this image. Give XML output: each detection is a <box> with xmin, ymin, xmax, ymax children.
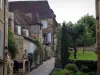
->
<box><xmin>88</xmin><ymin>72</ymin><xmax>96</xmax><ymax>75</ymax></box>
<box><xmin>52</xmin><ymin>68</ymin><xmax>96</xmax><ymax>75</ymax></box>
<box><xmin>80</xmin><ymin>65</ymin><xmax>89</xmax><ymax>73</ymax></box>
<box><xmin>65</xmin><ymin>64</ymin><xmax>78</xmax><ymax>72</ymax></box>
<box><xmin>68</xmin><ymin>59</ymin><xmax>97</xmax><ymax>71</ymax></box>
<box><xmin>52</xmin><ymin>69</ymin><xmax>68</xmax><ymax>75</ymax></box>
<box><xmin>76</xmin><ymin>72</ymin><xmax>89</xmax><ymax>75</ymax></box>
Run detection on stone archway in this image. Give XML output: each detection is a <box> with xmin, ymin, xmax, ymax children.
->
<box><xmin>23</xmin><ymin>59</ymin><xmax>30</xmax><ymax>73</ymax></box>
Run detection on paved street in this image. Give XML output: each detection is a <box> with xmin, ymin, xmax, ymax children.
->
<box><xmin>27</xmin><ymin>58</ymin><xmax>55</xmax><ymax>75</ymax></box>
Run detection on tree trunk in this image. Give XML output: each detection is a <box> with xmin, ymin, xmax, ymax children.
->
<box><xmin>83</xmin><ymin>36</ymin><xmax>85</xmax><ymax>54</ymax></box>
<box><xmin>83</xmin><ymin>46</ymin><xmax>85</xmax><ymax>54</ymax></box>
<box><xmin>73</xmin><ymin>45</ymin><xmax>77</xmax><ymax>59</ymax></box>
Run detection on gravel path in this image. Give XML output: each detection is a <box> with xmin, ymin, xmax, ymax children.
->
<box><xmin>27</xmin><ymin>58</ymin><xmax>55</xmax><ymax>75</ymax></box>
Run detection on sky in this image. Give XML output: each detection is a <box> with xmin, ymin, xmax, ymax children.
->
<box><xmin>9</xmin><ymin>0</ymin><xmax>96</xmax><ymax>23</ymax></box>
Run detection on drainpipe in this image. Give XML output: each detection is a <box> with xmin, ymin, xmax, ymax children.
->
<box><xmin>3</xmin><ymin>0</ymin><xmax>6</xmax><ymax>75</ymax></box>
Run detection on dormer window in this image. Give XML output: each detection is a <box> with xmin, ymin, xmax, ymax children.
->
<box><xmin>14</xmin><ymin>24</ymin><xmax>21</xmax><ymax>35</ymax></box>
<box><xmin>18</xmin><ymin>25</ymin><xmax>21</xmax><ymax>35</ymax></box>
<box><xmin>22</xmin><ymin>28</ymin><xmax>29</xmax><ymax>37</ymax></box>
<box><xmin>41</xmin><ymin>20</ymin><xmax>48</xmax><ymax>28</ymax></box>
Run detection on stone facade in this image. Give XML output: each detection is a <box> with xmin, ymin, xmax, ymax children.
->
<box><xmin>41</xmin><ymin>17</ymin><xmax>56</xmax><ymax>58</ymax></box>
<box><xmin>14</xmin><ymin>34</ymin><xmax>37</xmax><ymax>73</ymax></box>
<box><xmin>0</xmin><ymin>0</ymin><xmax>8</xmax><ymax>75</ymax></box>
<box><xmin>30</xmin><ymin>24</ymin><xmax>43</xmax><ymax>42</ymax></box>
<box><xmin>9</xmin><ymin>1</ymin><xmax>57</xmax><ymax>60</ymax></box>
<box><xmin>14</xmin><ymin>34</ymin><xmax>23</xmax><ymax>60</ymax></box>
<box><xmin>7</xmin><ymin>54</ymin><xmax>13</xmax><ymax>75</ymax></box>
<box><xmin>14</xmin><ymin>34</ymin><xmax>37</xmax><ymax>60</ymax></box>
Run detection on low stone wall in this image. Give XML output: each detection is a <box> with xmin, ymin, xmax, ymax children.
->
<box><xmin>77</xmin><ymin>46</ymin><xmax>95</xmax><ymax>51</ymax></box>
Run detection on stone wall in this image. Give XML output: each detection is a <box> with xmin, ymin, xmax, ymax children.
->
<box><xmin>0</xmin><ymin>0</ymin><xmax>8</xmax><ymax>74</ymax></box>
<box><xmin>14</xmin><ymin>34</ymin><xmax>24</xmax><ymax>60</ymax></box>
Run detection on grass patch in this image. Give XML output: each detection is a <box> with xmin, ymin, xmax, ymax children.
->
<box><xmin>69</xmin><ymin>50</ymin><xmax>97</xmax><ymax>60</ymax></box>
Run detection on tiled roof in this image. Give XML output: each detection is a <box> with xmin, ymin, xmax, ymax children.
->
<box><xmin>9</xmin><ymin>1</ymin><xmax>53</xmax><ymax>24</ymax></box>
<box><xmin>13</xmin><ymin>10</ymin><xmax>32</xmax><ymax>25</ymax></box>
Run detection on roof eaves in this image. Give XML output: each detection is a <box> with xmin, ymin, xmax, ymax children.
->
<box><xmin>23</xmin><ymin>36</ymin><xmax>38</xmax><ymax>45</ymax></box>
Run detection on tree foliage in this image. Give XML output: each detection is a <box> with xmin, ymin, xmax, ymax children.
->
<box><xmin>61</xmin><ymin>22</ymin><xmax>70</xmax><ymax>68</ymax></box>
<box><xmin>67</xmin><ymin>14</ymin><xmax>96</xmax><ymax>47</ymax></box>
<box><xmin>33</xmin><ymin>39</ymin><xmax>43</xmax><ymax>64</ymax></box>
<box><xmin>66</xmin><ymin>14</ymin><xmax>96</xmax><ymax>58</ymax></box>
<box><xmin>76</xmin><ymin>14</ymin><xmax>96</xmax><ymax>46</ymax></box>
<box><xmin>55</xmin><ymin>14</ymin><xmax>96</xmax><ymax>68</ymax></box>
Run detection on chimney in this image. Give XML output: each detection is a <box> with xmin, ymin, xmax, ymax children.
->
<box><xmin>8</xmin><ymin>12</ymin><xmax>14</xmax><ymax>33</ymax></box>
<box><xmin>22</xmin><ymin>28</ymin><xmax>29</xmax><ymax>37</ymax></box>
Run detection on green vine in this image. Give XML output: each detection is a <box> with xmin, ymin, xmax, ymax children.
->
<box><xmin>8</xmin><ymin>28</ymin><xmax>17</xmax><ymax>59</ymax></box>
<box><xmin>33</xmin><ymin>39</ymin><xmax>43</xmax><ymax>64</ymax></box>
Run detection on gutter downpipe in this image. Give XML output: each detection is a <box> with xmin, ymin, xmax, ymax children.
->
<box><xmin>3</xmin><ymin>0</ymin><xmax>6</xmax><ymax>75</ymax></box>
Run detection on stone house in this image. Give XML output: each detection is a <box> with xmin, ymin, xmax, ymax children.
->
<box><xmin>13</xmin><ymin>34</ymin><xmax>37</xmax><ymax>73</ymax></box>
<box><xmin>8</xmin><ymin>10</ymin><xmax>43</xmax><ymax>41</ymax></box>
<box><xmin>0</xmin><ymin>0</ymin><xmax>8</xmax><ymax>75</ymax></box>
<box><xmin>8</xmin><ymin>11</ymin><xmax>42</xmax><ymax>73</ymax></box>
<box><xmin>9</xmin><ymin>0</ymin><xmax>57</xmax><ymax>59</ymax></box>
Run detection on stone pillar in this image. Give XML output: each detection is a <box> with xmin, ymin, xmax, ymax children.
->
<box><xmin>4</xmin><ymin>62</ymin><xmax>7</xmax><ymax>75</ymax></box>
<box><xmin>23</xmin><ymin>60</ymin><xmax>25</xmax><ymax>73</ymax></box>
<box><xmin>0</xmin><ymin>65</ymin><xmax>3</xmax><ymax>75</ymax></box>
<box><xmin>28</xmin><ymin>61</ymin><xmax>30</xmax><ymax>72</ymax></box>
<box><xmin>96</xmin><ymin>0</ymin><xmax>100</xmax><ymax>75</ymax></box>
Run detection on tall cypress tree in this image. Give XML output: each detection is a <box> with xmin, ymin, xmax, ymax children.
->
<box><xmin>61</xmin><ymin>22</ymin><xmax>70</xmax><ymax>68</ymax></box>
<box><xmin>55</xmin><ymin>27</ymin><xmax>62</xmax><ymax>68</ymax></box>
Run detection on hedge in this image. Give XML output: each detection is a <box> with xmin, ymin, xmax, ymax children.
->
<box><xmin>68</xmin><ymin>59</ymin><xmax>97</xmax><ymax>71</ymax></box>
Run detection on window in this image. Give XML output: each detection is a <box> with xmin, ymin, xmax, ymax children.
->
<box><xmin>0</xmin><ymin>0</ymin><xmax>2</xmax><ymax>9</ymax></box>
<box><xmin>29</xmin><ymin>43</ymin><xmax>36</xmax><ymax>53</ymax></box>
<box><xmin>47</xmin><ymin>33</ymin><xmax>52</xmax><ymax>43</ymax></box>
<box><xmin>18</xmin><ymin>25</ymin><xmax>21</xmax><ymax>35</ymax></box>
<box><xmin>41</xmin><ymin>20</ymin><xmax>48</xmax><ymax>28</ymax></box>
<box><xmin>0</xmin><ymin>31</ymin><xmax>3</xmax><ymax>59</ymax></box>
